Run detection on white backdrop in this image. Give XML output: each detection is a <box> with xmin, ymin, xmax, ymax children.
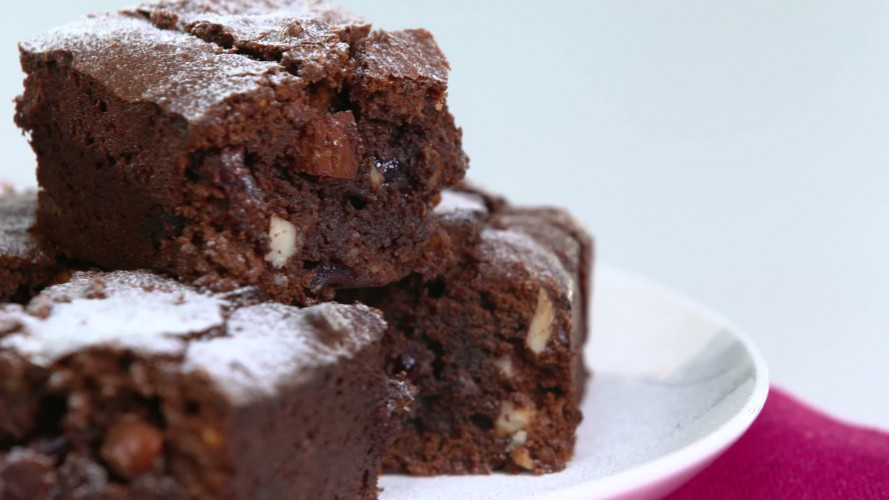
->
<box><xmin>1</xmin><ymin>1</ymin><xmax>887</xmax><ymax>428</ymax></box>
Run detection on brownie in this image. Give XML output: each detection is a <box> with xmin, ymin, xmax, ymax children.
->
<box><xmin>0</xmin><ymin>271</ymin><xmax>412</xmax><ymax>499</ymax></box>
<box><xmin>341</xmin><ymin>189</ymin><xmax>593</xmax><ymax>475</ymax></box>
<box><xmin>15</xmin><ymin>0</ymin><xmax>467</xmax><ymax>305</ymax></box>
<box><xmin>0</xmin><ymin>190</ymin><xmax>62</xmax><ymax>302</ymax></box>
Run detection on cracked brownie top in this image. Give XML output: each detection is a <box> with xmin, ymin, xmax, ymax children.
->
<box><xmin>1</xmin><ymin>270</ymin><xmax>386</xmax><ymax>404</ymax></box>
<box><xmin>15</xmin><ymin>0</ymin><xmax>468</xmax><ymax>304</ymax></box>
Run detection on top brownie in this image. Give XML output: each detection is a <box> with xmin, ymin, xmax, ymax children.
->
<box><xmin>15</xmin><ymin>0</ymin><xmax>467</xmax><ymax>304</ymax></box>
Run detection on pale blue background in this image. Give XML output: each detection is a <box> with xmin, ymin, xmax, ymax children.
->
<box><xmin>1</xmin><ymin>1</ymin><xmax>887</xmax><ymax>428</ymax></box>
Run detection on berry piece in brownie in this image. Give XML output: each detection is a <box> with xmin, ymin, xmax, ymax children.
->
<box><xmin>0</xmin><ymin>189</ymin><xmax>62</xmax><ymax>303</ymax></box>
<box><xmin>342</xmin><ymin>189</ymin><xmax>593</xmax><ymax>474</ymax></box>
<box><xmin>0</xmin><ymin>271</ymin><xmax>412</xmax><ymax>499</ymax></box>
<box><xmin>15</xmin><ymin>0</ymin><xmax>467</xmax><ymax>305</ymax></box>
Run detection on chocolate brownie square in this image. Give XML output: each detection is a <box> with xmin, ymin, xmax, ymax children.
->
<box><xmin>15</xmin><ymin>0</ymin><xmax>467</xmax><ymax>305</ymax></box>
<box><xmin>342</xmin><ymin>189</ymin><xmax>593</xmax><ymax>474</ymax></box>
<box><xmin>0</xmin><ymin>271</ymin><xmax>412</xmax><ymax>499</ymax></box>
<box><xmin>0</xmin><ymin>189</ymin><xmax>62</xmax><ymax>303</ymax></box>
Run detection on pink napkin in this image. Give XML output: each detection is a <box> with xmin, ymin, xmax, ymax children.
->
<box><xmin>667</xmin><ymin>387</ymin><xmax>889</xmax><ymax>499</ymax></box>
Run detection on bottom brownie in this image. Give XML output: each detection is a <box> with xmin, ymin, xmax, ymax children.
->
<box><xmin>342</xmin><ymin>189</ymin><xmax>593</xmax><ymax>475</ymax></box>
<box><xmin>0</xmin><ymin>271</ymin><xmax>411</xmax><ymax>499</ymax></box>
<box><xmin>0</xmin><ymin>190</ymin><xmax>61</xmax><ymax>302</ymax></box>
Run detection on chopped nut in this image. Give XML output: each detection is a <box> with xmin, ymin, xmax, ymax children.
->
<box><xmin>297</xmin><ymin>112</ymin><xmax>361</xmax><ymax>180</ymax></box>
<box><xmin>100</xmin><ymin>419</ymin><xmax>164</xmax><ymax>478</ymax></box>
<box><xmin>493</xmin><ymin>356</ymin><xmax>513</xmax><ymax>377</ymax></box>
<box><xmin>264</xmin><ymin>216</ymin><xmax>300</xmax><ymax>269</ymax></box>
<box><xmin>495</xmin><ymin>401</ymin><xmax>535</xmax><ymax>436</ymax></box>
<box><xmin>369</xmin><ymin>165</ymin><xmax>385</xmax><ymax>189</ymax></box>
<box><xmin>511</xmin><ymin>430</ymin><xmax>528</xmax><ymax>446</ymax></box>
<box><xmin>526</xmin><ymin>288</ymin><xmax>555</xmax><ymax>355</ymax></box>
<box><xmin>510</xmin><ymin>446</ymin><xmax>534</xmax><ymax>470</ymax></box>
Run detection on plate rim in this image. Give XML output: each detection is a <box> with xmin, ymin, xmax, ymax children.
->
<box><xmin>529</xmin><ymin>265</ymin><xmax>770</xmax><ymax>500</ymax></box>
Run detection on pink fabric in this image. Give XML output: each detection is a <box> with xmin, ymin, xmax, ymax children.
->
<box><xmin>667</xmin><ymin>387</ymin><xmax>889</xmax><ymax>499</ymax></box>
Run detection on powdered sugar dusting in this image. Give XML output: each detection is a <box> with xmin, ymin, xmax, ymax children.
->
<box><xmin>22</xmin><ymin>3</ymin><xmax>447</xmax><ymax>122</ymax></box>
<box><xmin>2</xmin><ymin>271</ymin><xmax>227</xmax><ymax>366</ymax></box>
<box><xmin>1</xmin><ymin>271</ymin><xmax>385</xmax><ymax>402</ymax></box>
<box><xmin>135</xmin><ymin>0</ymin><xmax>363</xmax><ymax>26</ymax></box>
<box><xmin>138</xmin><ymin>0</ymin><xmax>447</xmax><ymax>89</ymax></box>
<box><xmin>360</xmin><ymin>29</ymin><xmax>449</xmax><ymax>84</ymax></box>
<box><xmin>36</xmin><ymin>270</ymin><xmax>209</xmax><ymax>302</ymax></box>
<box><xmin>22</xmin><ymin>15</ymin><xmax>293</xmax><ymax>121</ymax></box>
<box><xmin>192</xmin><ymin>13</ymin><xmax>330</xmax><ymax>47</ymax></box>
<box><xmin>435</xmin><ymin>189</ymin><xmax>487</xmax><ymax>222</ymax></box>
<box><xmin>185</xmin><ymin>13</ymin><xmax>355</xmax><ymax>84</ymax></box>
<box><xmin>479</xmin><ymin>229</ymin><xmax>575</xmax><ymax>301</ymax></box>
<box><xmin>185</xmin><ymin>302</ymin><xmax>384</xmax><ymax>404</ymax></box>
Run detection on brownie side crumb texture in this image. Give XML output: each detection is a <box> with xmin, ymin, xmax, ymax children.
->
<box><xmin>0</xmin><ymin>271</ymin><xmax>410</xmax><ymax>499</ymax></box>
<box><xmin>341</xmin><ymin>190</ymin><xmax>594</xmax><ymax>475</ymax></box>
<box><xmin>15</xmin><ymin>0</ymin><xmax>467</xmax><ymax>305</ymax></box>
<box><xmin>0</xmin><ymin>190</ymin><xmax>63</xmax><ymax>303</ymax></box>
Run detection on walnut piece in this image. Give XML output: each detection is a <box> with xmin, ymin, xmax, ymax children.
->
<box><xmin>496</xmin><ymin>400</ymin><xmax>535</xmax><ymax>436</ymax></box>
<box><xmin>511</xmin><ymin>430</ymin><xmax>528</xmax><ymax>446</ymax></box>
<box><xmin>526</xmin><ymin>288</ymin><xmax>555</xmax><ymax>355</ymax></box>
<box><xmin>369</xmin><ymin>165</ymin><xmax>385</xmax><ymax>189</ymax></box>
<box><xmin>298</xmin><ymin>111</ymin><xmax>360</xmax><ymax>180</ymax></box>
<box><xmin>510</xmin><ymin>446</ymin><xmax>534</xmax><ymax>470</ymax></box>
<box><xmin>264</xmin><ymin>216</ymin><xmax>300</xmax><ymax>269</ymax></box>
<box><xmin>493</xmin><ymin>355</ymin><xmax>513</xmax><ymax>377</ymax></box>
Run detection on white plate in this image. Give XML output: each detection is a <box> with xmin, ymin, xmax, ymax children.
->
<box><xmin>381</xmin><ymin>265</ymin><xmax>769</xmax><ymax>500</ymax></box>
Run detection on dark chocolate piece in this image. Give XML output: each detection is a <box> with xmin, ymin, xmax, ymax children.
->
<box><xmin>0</xmin><ymin>271</ymin><xmax>411</xmax><ymax>499</ymax></box>
<box><xmin>0</xmin><ymin>190</ymin><xmax>61</xmax><ymax>302</ymax></box>
<box><xmin>342</xmin><ymin>189</ymin><xmax>593</xmax><ymax>475</ymax></box>
<box><xmin>16</xmin><ymin>0</ymin><xmax>467</xmax><ymax>305</ymax></box>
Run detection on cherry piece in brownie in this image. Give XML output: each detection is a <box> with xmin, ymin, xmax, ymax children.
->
<box><xmin>0</xmin><ymin>271</ymin><xmax>411</xmax><ymax>499</ymax></box>
<box><xmin>15</xmin><ymin>0</ymin><xmax>467</xmax><ymax>305</ymax></box>
<box><xmin>343</xmin><ymin>190</ymin><xmax>593</xmax><ymax>474</ymax></box>
<box><xmin>0</xmin><ymin>189</ymin><xmax>62</xmax><ymax>303</ymax></box>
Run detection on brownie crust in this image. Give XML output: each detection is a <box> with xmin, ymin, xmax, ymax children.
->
<box><xmin>343</xmin><ymin>189</ymin><xmax>594</xmax><ymax>475</ymax></box>
<box><xmin>0</xmin><ymin>271</ymin><xmax>410</xmax><ymax>499</ymax></box>
<box><xmin>16</xmin><ymin>0</ymin><xmax>468</xmax><ymax>305</ymax></box>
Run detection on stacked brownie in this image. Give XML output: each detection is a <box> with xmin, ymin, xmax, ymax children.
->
<box><xmin>0</xmin><ymin>271</ymin><xmax>411</xmax><ymax>499</ymax></box>
<box><xmin>17</xmin><ymin>0</ymin><xmax>465</xmax><ymax>305</ymax></box>
<box><xmin>3</xmin><ymin>0</ymin><xmax>594</xmax><ymax>498</ymax></box>
<box><xmin>342</xmin><ymin>189</ymin><xmax>592</xmax><ymax>475</ymax></box>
